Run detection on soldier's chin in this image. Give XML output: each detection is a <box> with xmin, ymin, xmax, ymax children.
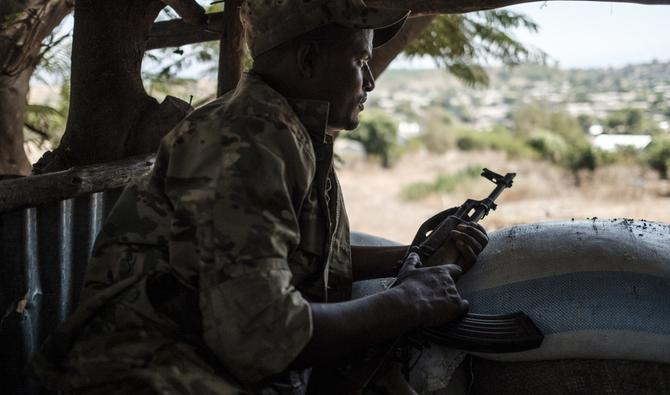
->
<box><xmin>344</xmin><ymin>113</ymin><xmax>360</xmax><ymax>131</ymax></box>
<box><xmin>328</xmin><ymin>113</ymin><xmax>359</xmax><ymax>132</ymax></box>
<box><xmin>344</xmin><ymin>119</ymin><xmax>360</xmax><ymax>131</ymax></box>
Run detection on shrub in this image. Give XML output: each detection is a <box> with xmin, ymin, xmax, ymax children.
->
<box><xmin>345</xmin><ymin>110</ymin><xmax>400</xmax><ymax>168</ymax></box>
<box><xmin>417</xmin><ymin>108</ymin><xmax>455</xmax><ymax>154</ymax></box>
<box><xmin>402</xmin><ymin>165</ymin><xmax>482</xmax><ymax>201</ymax></box>
<box><xmin>525</xmin><ymin>131</ymin><xmax>569</xmax><ymax>163</ymax></box>
<box><xmin>645</xmin><ymin>136</ymin><xmax>670</xmax><ymax>179</ymax></box>
<box><xmin>419</xmin><ymin>128</ymin><xmax>454</xmax><ymax>154</ymax></box>
<box><xmin>564</xmin><ymin>143</ymin><xmax>597</xmax><ymax>172</ymax></box>
<box><xmin>456</xmin><ymin>128</ymin><xmax>537</xmax><ymax>159</ymax></box>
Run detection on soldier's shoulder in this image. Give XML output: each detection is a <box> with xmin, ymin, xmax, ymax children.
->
<box><xmin>171</xmin><ymin>87</ymin><xmax>299</xmax><ymax>137</ymax></box>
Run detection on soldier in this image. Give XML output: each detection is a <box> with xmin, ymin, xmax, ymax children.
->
<box><xmin>31</xmin><ymin>0</ymin><xmax>488</xmax><ymax>393</ymax></box>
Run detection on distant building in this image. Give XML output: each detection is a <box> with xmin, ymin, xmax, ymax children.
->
<box><xmin>398</xmin><ymin>122</ymin><xmax>421</xmax><ymax>141</ymax></box>
<box><xmin>589</xmin><ymin>124</ymin><xmax>604</xmax><ymax>135</ymax></box>
<box><xmin>592</xmin><ymin>134</ymin><xmax>652</xmax><ymax>151</ymax></box>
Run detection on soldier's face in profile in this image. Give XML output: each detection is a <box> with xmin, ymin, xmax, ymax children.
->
<box><xmin>317</xmin><ymin>29</ymin><xmax>375</xmax><ymax>132</ymax></box>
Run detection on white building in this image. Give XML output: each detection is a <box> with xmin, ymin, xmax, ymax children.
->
<box><xmin>592</xmin><ymin>134</ymin><xmax>652</xmax><ymax>151</ymax></box>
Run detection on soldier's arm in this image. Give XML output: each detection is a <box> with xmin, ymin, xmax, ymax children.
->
<box><xmin>351</xmin><ymin>245</ymin><xmax>407</xmax><ymax>280</ymax></box>
<box><xmin>294</xmin><ymin>253</ymin><xmax>468</xmax><ymax>366</ymax></box>
<box><xmin>176</xmin><ymin>116</ymin><xmax>317</xmax><ymax>385</ymax></box>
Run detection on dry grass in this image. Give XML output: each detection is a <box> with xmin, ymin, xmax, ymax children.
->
<box><xmin>338</xmin><ymin>150</ymin><xmax>670</xmax><ymax>243</ymax></box>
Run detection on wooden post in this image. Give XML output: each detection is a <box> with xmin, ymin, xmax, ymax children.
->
<box><xmin>217</xmin><ymin>0</ymin><xmax>246</xmax><ymax>97</ymax></box>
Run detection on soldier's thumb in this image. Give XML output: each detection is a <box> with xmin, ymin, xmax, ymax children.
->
<box><xmin>397</xmin><ymin>251</ymin><xmax>420</xmax><ymax>277</ymax></box>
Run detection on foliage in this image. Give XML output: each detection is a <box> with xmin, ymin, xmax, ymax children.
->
<box><xmin>418</xmin><ymin>127</ymin><xmax>454</xmax><ymax>154</ymax></box>
<box><xmin>605</xmin><ymin>108</ymin><xmax>657</xmax><ymax>134</ymax></box>
<box><xmin>142</xmin><ymin>3</ymin><xmax>252</xmax><ymax>99</ymax></box>
<box><xmin>455</xmin><ymin>127</ymin><xmax>537</xmax><ymax>159</ymax></box>
<box><xmin>576</xmin><ymin>114</ymin><xmax>595</xmax><ymax>133</ymax></box>
<box><xmin>404</xmin><ymin>11</ymin><xmax>545</xmax><ymax>87</ymax></box>
<box><xmin>24</xmin><ymin>79</ymin><xmax>70</xmax><ymax>145</ymax></box>
<box><xmin>32</xmin><ymin>18</ymin><xmax>73</xmax><ymax>85</ymax></box>
<box><xmin>23</xmin><ymin>15</ymin><xmax>72</xmax><ymax>145</ymax></box>
<box><xmin>402</xmin><ymin>165</ymin><xmax>482</xmax><ymax>201</ymax></box>
<box><xmin>512</xmin><ymin>104</ymin><xmax>585</xmax><ymax>142</ymax></box>
<box><xmin>417</xmin><ymin>107</ymin><xmax>454</xmax><ymax>153</ymax></box>
<box><xmin>645</xmin><ymin>136</ymin><xmax>670</xmax><ymax>179</ymax></box>
<box><xmin>563</xmin><ymin>143</ymin><xmax>597</xmax><ymax>176</ymax></box>
<box><xmin>345</xmin><ymin>110</ymin><xmax>400</xmax><ymax>168</ymax></box>
<box><xmin>144</xmin><ymin>41</ymin><xmax>219</xmax><ymax>80</ymax></box>
<box><xmin>525</xmin><ymin>131</ymin><xmax>569</xmax><ymax>163</ymax></box>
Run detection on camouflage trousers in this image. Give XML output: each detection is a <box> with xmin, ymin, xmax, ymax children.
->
<box><xmin>68</xmin><ymin>341</ymin><xmax>247</xmax><ymax>395</ymax></box>
<box><xmin>66</xmin><ymin>344</ymin><xmax>416</xmax><ymax>395</ymax></box>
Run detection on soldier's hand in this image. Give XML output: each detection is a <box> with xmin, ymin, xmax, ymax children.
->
<box><xmin>449</xmin><ymin>221</ymin><xmax>488</xmax><ymax>272</ymax></box>
<box><xmin>394</xmin><ymin>252</ymin><xmax>469</xmax><ymax>328</ymax></box>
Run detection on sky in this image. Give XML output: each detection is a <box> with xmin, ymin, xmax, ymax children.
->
<box><xmin>392</xmin><ymin>1</ymin><xmax>670</xmax><ymax>70</ymax></box>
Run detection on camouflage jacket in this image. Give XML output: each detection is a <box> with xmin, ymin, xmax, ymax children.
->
<box><xmin>32</xmin><ymin>72</ymin><xmax>352</xmax><ymax>390</ymax></box>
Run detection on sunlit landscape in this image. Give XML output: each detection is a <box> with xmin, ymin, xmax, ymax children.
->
<box><xmin>339</xmin><ymin>149</ymin><xmax>670</xmax><ymax>242</ymax></box>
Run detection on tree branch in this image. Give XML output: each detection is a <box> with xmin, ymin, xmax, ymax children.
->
<box><xmin>0</xmin><ymin>0</ymin><xmax>74</xmax><ymax>76</ymax></box>
<box><xmin>146</xmin><ymin>0</ymin><xmax>670</xmax><ymax>51</ymax></box>
<box><xmin>24</xmin><ymin>122</ymin><xmax>50</xmax><ymax>139</ymax></box>
<box><xmin>160</xmin><ymin>0</ymin><xmax>206</xmax><ymax>25</ymax></box>
<box><xmin>38</xmin><ymin>29</ymin><xmax>71</xmax><ymax>60</ymax></box>
<box><xmin>1</xmin><ymin>154</ymin><xmax>155</xmax><ymax>213</ymax></box>
<box><xmin>371</xmin><ymin>15</ymin><xmax>437</xmax><ymax>78</ymax></box>
<box><xmin>147</xmin><ymin>11</ymin><xmax>224</xmax><ymax>50</ymax></box>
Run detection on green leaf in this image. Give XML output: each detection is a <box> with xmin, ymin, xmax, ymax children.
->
<box><xmin>404</xmin><ymin>11</ymin><xmax>545</xmax><ymax>87</ymax></box>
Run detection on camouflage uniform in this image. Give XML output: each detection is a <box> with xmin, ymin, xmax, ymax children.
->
<box><xmin>31</xmin><ymin>72</ymin><xmax>353</xmax><ymax>394</ymax></box>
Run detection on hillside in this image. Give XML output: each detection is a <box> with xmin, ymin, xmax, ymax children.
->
<box><xmin>372</xmin><ymin>62</ymin><xmax>670</xmax><ymax>131</ymax></box>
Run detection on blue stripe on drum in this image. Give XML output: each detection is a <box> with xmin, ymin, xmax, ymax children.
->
<box><xmin>462</xmin><ymin>271</ymin><xmax>670</xmax><ymax>335</ymax></box>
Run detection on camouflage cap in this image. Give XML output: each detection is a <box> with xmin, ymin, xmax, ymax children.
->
<box><xmin>241</xmin><ymin>0</ymin><xmax>410</xmax><ymax>58</ymax></box>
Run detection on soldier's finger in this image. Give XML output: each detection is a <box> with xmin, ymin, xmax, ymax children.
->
<box><xmin>450</xmin><ymin>229</ymin><xmax>483</xmax><ymax>253</ymax></box>
<box><xmin>447</xmin><ymin>286</ymin><xmax>469</xmax><ymax>318</ymax></box>
<box><xmin>455</xmin><ymin>241</ymin><xmax>477</xmax><ymax>271</ymax></box>
<box><xmin>444</xmin><ymin>264</ymin><xmax>463</xmax><ymax>280</ymax></box>
<box><xmin>456</xmin><ymin>224</ymin><xmax>488</xmax><ymax>247</ymax></box>
<box><xmin>473</xmin><ymin>222</ymin><xmax>488</xmax><ymax>235</ymax></box>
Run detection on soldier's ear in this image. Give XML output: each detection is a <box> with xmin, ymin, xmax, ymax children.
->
<box><xmin>295</xmin><ymin>40</ymin><xmax>320</xmax><ymax>79</ymax></box>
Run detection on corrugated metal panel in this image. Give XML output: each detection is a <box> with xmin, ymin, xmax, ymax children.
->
<box><xmin>0</xmin><ymin>189</ymin><xmax>122</xmax><ymax>395</ymax></box>
<box><xmin>0</xmin><ymin>156</ymin><xmax>386</xmax><ymax>394</ymax></box>
<box><xmin>0</xmin><ymin>156</ymin><xmax>149</xmax><ymax>395</ymax></box>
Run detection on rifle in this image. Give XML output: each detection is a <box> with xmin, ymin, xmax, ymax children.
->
<box><xmin>311</xmin><ymin>170</ymin><xmax>543</xmax><ymax>393</ymax></box>
<box><xmin>404</xmin><ymin>168</ymin><xmax>543</xmax><ymax>353</ymax></box>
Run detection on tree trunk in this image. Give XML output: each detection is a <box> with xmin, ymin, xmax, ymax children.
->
<box><xmin>0</xmin><ymin>0</ymin><xmax>74</xmax><ymax>176</ymax></box>
<box><xmin>217</xmin><ymin>0</ymin><xmax>245</xmax><ymax>97</ymax></box>
<box><xmin>34</xmin><ymin>0</ymin><xmax>202</xmax><ymax>173</ymax></box>
<box><xmin>0</xmin><ymin>68</ymin><xmax>33</xmax><ymax>176</ymax></box>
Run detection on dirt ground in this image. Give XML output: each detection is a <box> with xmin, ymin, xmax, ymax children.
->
<box><xmin>338</xmin><ymin>150</ymin><xmax>670</xmax><ymax>243</ymax></box>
